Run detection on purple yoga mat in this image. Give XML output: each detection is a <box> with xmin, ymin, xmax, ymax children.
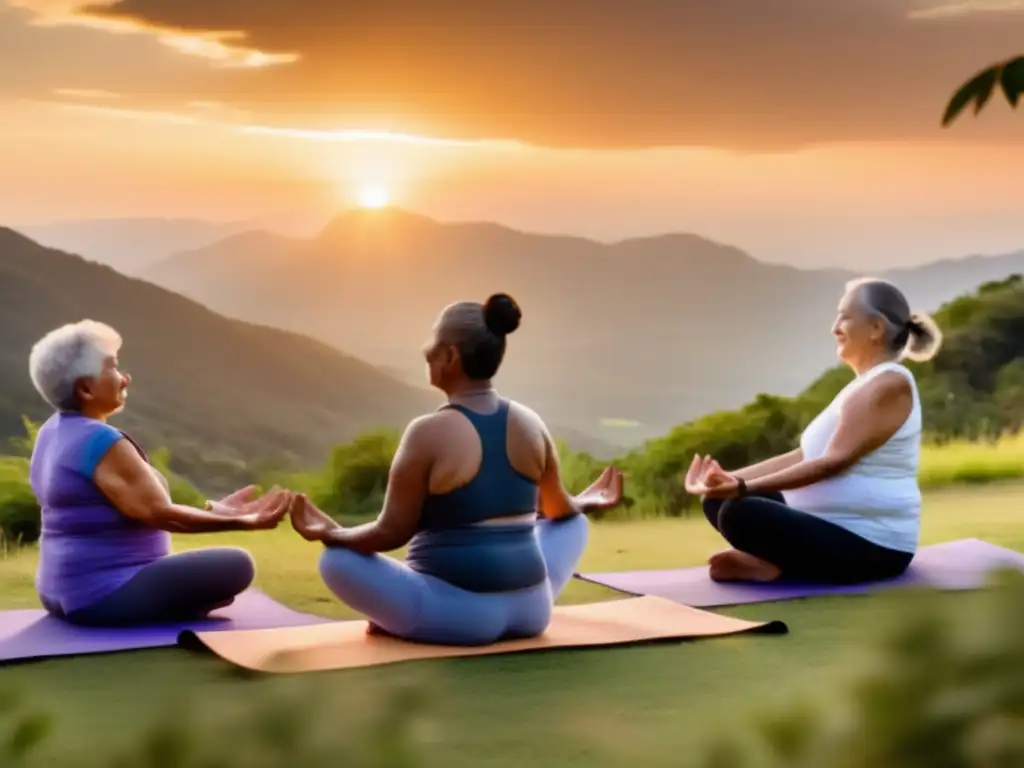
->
<box><xmin>576</xmin><ymin>538</ymin><xmax>1024</xmax><ymax>608</ymax></box>
<box><xmin>0</xmin><ymin>588</ymin><xmax>330</xmax><ymax>663</ymax></box>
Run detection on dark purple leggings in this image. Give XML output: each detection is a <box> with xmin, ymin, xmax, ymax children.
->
<box><xmin>53</xmin><ymin>548</ymin><xmax>255</xmax><ymax>627</ymax></box>
<box><xmin>703</xmin><ymin>492</ymin><xmax>913</xmax><ymax>584</ymax></box>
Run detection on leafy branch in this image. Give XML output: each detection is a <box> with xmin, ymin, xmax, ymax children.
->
<box><xmin>943</xmin><ymin>56</ymin><xmax>1024</xmax><ymax>126</ymax></box>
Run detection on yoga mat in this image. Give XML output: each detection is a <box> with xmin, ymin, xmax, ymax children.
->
<box><xmin>0</xmin><ymin>588</ymin><xmax>330</xmax><ymax>663</ymax></box>
<box><xmin>575</xmin><ymin>538</ymin><xmax>1024</xmax><ymax>608</ymax></box>
<box><xmin>181</xmin><ymin>595</ymin><xmax>788</xmax><ymax>674</ymax></box>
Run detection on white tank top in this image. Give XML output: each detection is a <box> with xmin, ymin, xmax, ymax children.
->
<box><xmin>782</xmin><ymin>361</ymin><xmax>922</xmax><ymax>553</ymax></box>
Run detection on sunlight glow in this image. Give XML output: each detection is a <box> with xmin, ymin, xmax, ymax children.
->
<box><xmin>358</xmin><ymin>185</ymin><xmax>391</xmax><ymax>209</ymax></box>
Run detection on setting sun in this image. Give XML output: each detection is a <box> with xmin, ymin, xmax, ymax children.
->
<box><xmin>358</xmin><ymin>184</ymin><xmax>390</xmax><ymax>209</ymax></box>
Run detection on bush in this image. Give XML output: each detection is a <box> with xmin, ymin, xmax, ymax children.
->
<box><xmin>312</xmin><ymin>429</ymin><xmax>401</xmax><ymax>523</ymax></box>
<box><xmin>0</xmin><ymin>457</ymin><xmax>40</xmax><ymax>546</ymax></box>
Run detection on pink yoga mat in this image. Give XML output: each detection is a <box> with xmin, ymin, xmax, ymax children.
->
<box><xmin>576</xmin><ymin>539</ymin><xmax>1024</xmax><ymax>608</ymax></box>
<box><xmin>0</xmin><ymin>588</ymin><xmax>330</xmax><ymax>663</ymax></box>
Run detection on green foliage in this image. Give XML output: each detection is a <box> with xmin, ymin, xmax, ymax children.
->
<box><xmin>943</xmin><ymin>56</ymin><xmax>1024</xmax><ymax>126</ymax></box>
<box><xmin>311</xmin><ymin>429</ymin><xmax>401</xmax><ymax>523</ymax></box>
<box><xmin>700</xmin><ymin>570</ymin><xmax>1024</xmax><ymax>767</ymax></box>
<box><xmin>0</xmin><ymin>457</ymin><xmax>40</xmax><ymax>547</ymax></box>
<box><xmin>5</xmin><ymin>416</ymin><xmax>39</xmax><ymax>459</ymax></box>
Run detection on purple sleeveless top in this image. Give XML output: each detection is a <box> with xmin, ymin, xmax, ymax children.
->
<box><xmin>30</xmin><ymin>413</ymin><xmax>171</xmax><ymax>614</ymax></box>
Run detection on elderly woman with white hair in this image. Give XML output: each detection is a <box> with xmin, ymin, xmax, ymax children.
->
<box><xmin>288</xmin><ymin>293</ymin><xmax>624</xmax><ymax>646</ymax></box>
<box><xmin>686</xmin><ymin>278</ymin><xmax>942</xmax><ymax>585</ymax></box>
<box><xmin>27</xmin><ymin>320</ymin><xmax>290</xmax><ymax>627</ymax></box>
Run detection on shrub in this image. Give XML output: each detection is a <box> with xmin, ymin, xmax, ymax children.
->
<box><xmin>0</xmin><ymin>457</ymin><xmax>40</xmax><ymax>546</ymax></box>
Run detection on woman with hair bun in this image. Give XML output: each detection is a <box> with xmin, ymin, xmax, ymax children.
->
<box><xmin>290</xmin><ymin>293</ymin><xmax>623</xmax><ymax>645</ymax></box>
<box><xmin>686</xmin><ymin>278</ymin><xmax>943</xmax><ymax>586</ymax></box>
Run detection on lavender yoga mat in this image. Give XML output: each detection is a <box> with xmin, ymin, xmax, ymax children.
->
<box><xmin>576</xmin><ymin>539</ymin><xmax>1024</xmax><ymax>608</ymax></box>
<box><xmin>0</xmin><ymin>588</ymin><xmax>330</xmax><ymax>663</ymax></box>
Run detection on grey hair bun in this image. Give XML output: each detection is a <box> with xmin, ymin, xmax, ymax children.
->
<box><xmin>483</xmin><ymin>293</ymin><xmax>521</xmax><ymax>337</ymax></box>
<box><xmin>903</xmin><ymin>311</ymin><xmax>943</xmax><ymax>363</ymax></box>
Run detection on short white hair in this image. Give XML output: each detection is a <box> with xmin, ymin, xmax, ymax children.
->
<box><xmin>29</xmin><ymin>320</ymin><xmax>122</xmax><ymax>411</ymax></box>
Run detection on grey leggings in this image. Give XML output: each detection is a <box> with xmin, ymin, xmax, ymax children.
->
<box><xmin>58</xmin><ymin>548</ymin><xmax>256</xmax><ymax>627</ymax></box>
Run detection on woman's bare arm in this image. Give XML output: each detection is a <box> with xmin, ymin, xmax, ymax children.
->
<box><xmin>537</xmin><ymin>429</ymin><xmax>584</xmax><ymax>519</ymax></box>
<box><xmin>731</xmin><ymin>449</ymin><xmax>804</xmax><ymax>481</ymax></box>
<box><xmin>745</xmin><ymin>373</ymin><xmax>913</xmax><ymax>495</ymax></box>
<box><xmin>321</xmin><ymin>416</ymin><xmax>435</xmax><ymax>552</ymax></box>
<box><xmin>94</xmin><ymin>439</ymin><xmax>287</xmax><ymax>533</ymax></box>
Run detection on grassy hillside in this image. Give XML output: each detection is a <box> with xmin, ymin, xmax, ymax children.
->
<box><xmin>0</xmin><ymin>227</ymin><xmax>438</xmax><ymax>491</ymax></box>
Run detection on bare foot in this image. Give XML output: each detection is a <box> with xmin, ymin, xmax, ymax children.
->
<box><xmin>708</xmin><ymin>549</ymin><xmax>781</xmax><ymax>582</ymax></box>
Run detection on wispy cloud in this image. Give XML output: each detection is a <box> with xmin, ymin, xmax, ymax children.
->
<box><xmin>10</xmin><ymin>0</ymin><xmax>299</xmax><ymax>68</ymax></box>
<box><xmin>908</xmin><ymin>0</ymin><xmax>1024</xmax><ymax>19</ymax></box>
<box><xmin>38</xmin><ymin>98</ymin><xmax>524</xmax><ymax>149</ymax></box>
<box><xmin>52</xmin><ymin>87</ymin><xmax>122</xmax><ymax>100</ymax></box>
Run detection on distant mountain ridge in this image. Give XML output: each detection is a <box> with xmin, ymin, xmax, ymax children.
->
<box><xmin>138</xmin><ymin>208</ymin><xmax>1024</xmax><ymax>447</ymax></box>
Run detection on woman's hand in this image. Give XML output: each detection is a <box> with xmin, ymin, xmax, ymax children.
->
<box><xmin>684</xmin><ymin>455</ymin><xmax>726</xmax><ymax>495</ymax></box>
<box><xmin>221</xmin><ymin>487</ymin><xmax>292</xmax><ymax>530</ymax></box>
<box><xmin>289</xmin><ymin>493</ymin><xmax>340</xmax><ymax>543</ymax></box>
<box><xmin>701</xmin><ymin>472</ymin><xmax>741</xmax><ymax>499</ymax></box>
<box><xmin>573</xmin><ymin>466</ymin><xmax>625</xmax><ymax>513</ymax></box>
<box><xmin>205</xmin><ymin>484</ymin><xmax>259</xmax><ymax>515</ymax></box>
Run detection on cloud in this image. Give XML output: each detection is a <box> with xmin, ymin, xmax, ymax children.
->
<box><xmin>908</xmin><ymin>0</ymin><xmax>1024</xmax><ymax>19</ymax></box>
<box><xmin>10</xmin><ymin>0</ymin><xmax>298</xmax><ymax>67</ymax></box>
<box><xmin>10</xmin><ymin>0</ymin><xmax>1024</xmax><ymax>149</ymax></box>
<box><xmin>38</xmin><ymin>97</ymin><xmax>522</xmax><ymax>149</ymax></box>
<box><xmin>52</xmin><ymin>87</ymin><xmax>121</xmax><ymax>99</ymax></box>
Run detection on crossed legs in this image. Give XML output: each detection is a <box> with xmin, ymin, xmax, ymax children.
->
<box><xmin>318</xmin><ymin>514</ymin><xmax>590</xmax><ymax>646</ymax></box>
<box><xmin>60</xmin><ymin>548</ymin><xmax>256</xmax><ymax>626</ymax></box>
<box><xmin>702</xmin><ymin>493</ymin><xmax>913</xmax><ymax>585</ymax></box>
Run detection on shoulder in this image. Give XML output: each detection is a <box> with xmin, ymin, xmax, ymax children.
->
<box><xmin>507</xmin><ymin>400</ymin><xmax>548</xmax><ymax>432</ymax></box>
<box><xmin>74</xmin><ymin>420</ymin><xmax>127</xmax><ymax>477</ymax></box>
<box><xmin>850</xmin><ymin>368</ymin><xmax>913</xmax><ymax>409</ymax></box>
<box><xmin>397</xmin><ymin>412</ymin><xmax>452</xmax><ymax>456</ymax></box>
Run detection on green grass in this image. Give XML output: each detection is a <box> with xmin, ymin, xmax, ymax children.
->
<box><xmin>919</xmin><ymin>432</ymin><xmax>1024</xmax><ymax>488</ymax></box>
<box><xmin>0</xmin><ymin>483</ymin><xmax>1022</xmax><ymax>767</ymax></box>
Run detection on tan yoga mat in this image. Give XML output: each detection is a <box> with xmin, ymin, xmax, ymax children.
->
<box><xmin>180</xmin><ymin>596</ymin><xmax>788</xmax><ymax>674</ymax></box>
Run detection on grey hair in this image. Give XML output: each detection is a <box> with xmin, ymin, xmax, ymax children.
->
<box><xmin>436</xmin><ymin>301</ymin><xmax>489</xmax><ymax>347</ymax></box>
<box><xmin>28</xmin><ymin>320</ymin><xmax>122</xmax><ymax>411</ymax></box>
<box><xmin>846</xmin><ymin>277</ymin><xmax>943</xmax><ymax>363</ymax></box>
<box><xmin>434</xmin><ymin>294</ymin><xmax>521</xmax><ymax>380</ymax></box>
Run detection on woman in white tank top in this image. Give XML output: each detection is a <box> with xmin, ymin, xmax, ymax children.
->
<box><xmin>683</xmin><ymin>278</ymin><xmax>943</xmax><ymax>585</ymax></box>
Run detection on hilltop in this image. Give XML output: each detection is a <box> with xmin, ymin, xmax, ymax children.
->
<box><xmin>0</xmin><ymin>227</ymin><xmax>440</xmax><ymax>491</ymax></box>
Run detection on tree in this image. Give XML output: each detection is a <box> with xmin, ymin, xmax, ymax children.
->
<box><xmin>943</xmin><ymin>56</ymin><xmax>1024</xmax><ymax>126</ymax></box>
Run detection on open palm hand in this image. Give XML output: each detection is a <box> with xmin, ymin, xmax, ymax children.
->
<box><xmin>216</xmin><ymin>487</ymin><xmax>291</xmax><ymax>530</ymax></box>
<box><xmin>574</xmin><ymin>466</ymin><xmax>625</xmax><ymax>513</ymax></box>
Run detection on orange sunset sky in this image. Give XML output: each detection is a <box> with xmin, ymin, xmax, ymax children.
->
<box><xmin>1</xmin><ymin>0</ymin><xmax>1023</xmax><ymax>269</ymax></box>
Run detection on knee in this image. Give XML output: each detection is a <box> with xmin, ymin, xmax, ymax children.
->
<box><xmin>544</xmin><ymin>511</ymin><xmax>590</xmax><ymax>538</ymax></box>
<box><xmin>702</xmin><ymin>496</ymin><xmax>729</xmax><ymax>529</ymax></box>
<box><xmin>218</xmin><ymin>548</ymin><xmax>256</xmax><ymax>591</ymax></box>
<box><xmin>317</xmin><ymin>546</ymin><xmax>367</xmax><ymax>590</ymax></box>
<box><xmin>715</xmin><ymin>499</ymin><xmax>754</xmax><ymax>538</ymax></box>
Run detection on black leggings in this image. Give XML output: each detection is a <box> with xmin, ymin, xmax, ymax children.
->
<box><xmin>703</xmin><ymin>492</ymin><xmax>914</xmax><ymax>584</ymax></box>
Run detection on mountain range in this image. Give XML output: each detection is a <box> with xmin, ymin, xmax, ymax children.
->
<box><xmin>119</xmin><ymin>208</ymin><xmax>1024</xmax><ymax>447</ymax></box>
<box><xmin>0</xmin><ymin>227</ymin><xmax>442</xmax><ymax>491</ymax></box>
